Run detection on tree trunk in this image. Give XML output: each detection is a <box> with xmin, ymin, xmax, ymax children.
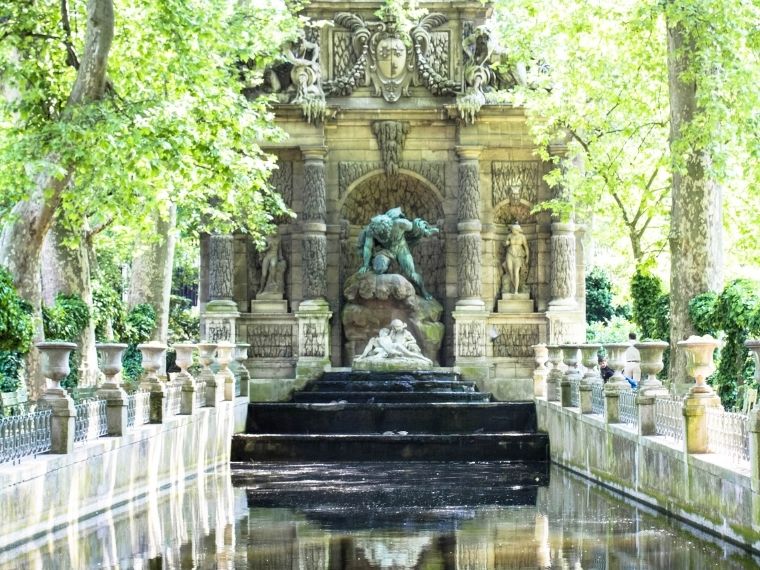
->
<box><xmin>127</xmin><ymin>204</ymin><xmax>177</xmax><ymax>344</ymax></box>
<box><xmin>0</xmin><ymin>0</ymin><xmax>113</xmax><ymax>399</ymax></box>
<box><xmin>666</xmin><ymin>17</ymin><xmax>723</xmax><ymax>386</ymax></box>
<box><xmin>40</xmin><ymin>221</ymin><xmax>99</xmax><ymax>388</ymax></box>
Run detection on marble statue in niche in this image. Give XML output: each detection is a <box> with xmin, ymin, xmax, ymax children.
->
<box><xmin>502</xmin><ymin>223</ymin><xmax>530</xmax><ymax>295</ymax></box>
<box><xmin>257</xmin><ymin>235</ymin><xmax>287</xmax><ymax>300</ymax></box>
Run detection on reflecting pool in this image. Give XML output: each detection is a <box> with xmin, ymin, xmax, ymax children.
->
<box><xmin>1</xmin><ymin>461</ymin><xmax>757</xmax><ymax>569</ymax></box>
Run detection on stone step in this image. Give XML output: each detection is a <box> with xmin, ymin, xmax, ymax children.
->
<box><xmin>304</xmin><ymin>379</ymin><xmax>478</xmax><ymax>393</ymax></box>
<box><xmin>318</xmin><ymin>370</ymin><xmax>462</xmax><ymax>383</ymax></box>
<box><xmin>292</xmin><ymin>391</ymin><xmax>491</xmax><ymax>404</ymax></box>
<box><xmin>230</xmin><ymin>433</ymin><xmax>550</xmax><ymax>462</ymax></box>
<box><xmin>246</xmin><ymin>402</ymin><xmax>537</xmax><ymax>434</ymax></box>
<box><xmin>232</xmin><ymin>461</ymin><xmax>549</xmax><ymax>528</ymax></box>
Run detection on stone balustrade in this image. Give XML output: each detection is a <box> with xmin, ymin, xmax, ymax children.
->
<box><xmin>3</xmin><ymin>339</ymin><xmax>252</xmax><ymax>463</ymax></box>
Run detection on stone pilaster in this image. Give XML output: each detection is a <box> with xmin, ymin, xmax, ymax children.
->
<box><xmin>455</xmin><ymin>146</ymin><xmax>484</xmax><ymax>310</ymax></box>
<box><xmin>301</xmin><ymin>146</ymin><xmax>328</xmax><ymax>301</ymax></box>
<box><xmin>295</xmin><ymin>299</ymin><xmax>333</xmax><ymax>383</ymax></box>
<box><xmin>203</xmin><ymin>233</ymin><xmax>240</xmax><ymax>343</ymax></box>
<box><xmin>548</xmin><ymin>222</ymin><xmax>577</xmax><ymax>309</ymax></box>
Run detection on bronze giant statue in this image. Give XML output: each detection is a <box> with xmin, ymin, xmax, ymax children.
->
<box><xmin>356</xmin><ymin>207</ymin><xmax>439</xmax><ymax>300</ymax></box>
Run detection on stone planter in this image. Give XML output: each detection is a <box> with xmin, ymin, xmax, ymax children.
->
<box><xmin>559</xmin><ymin>344</ymin><xmax>581</xmax><ymax>407</ymax></box>
<box><xmin>235</xmin><ymin>343</ymin><xmax>251</xmax><ymax>398</ymax></box>
<box><xmin>36</xmin><ymin>341</ymin><xmax>78</xmax><ymax>453</ymax></box>
<box><xmin>137</xmin><ymin>342</ymin><xmax>166</xmax><ymax>388</ymax></box>
<box><xmin>579</xmin><ymin>344</ymin><xmax>601</xmax><ymax>385</ymax></box>
<box><xmin>603</xmin><ymin>343</ymin><xmax>631</xmax><ymax>393</ymax></box>
<box><xmin>636</xmin><ymin>341</ymin><xmax>669</xmax><ymax>397</ymax></box>
<box><xmin>173</xmin><ymin>343</ymin><xmax>196</xmax><ymax>383</ymax></box>
<box><xmin>532</xmin><ymin>344</ymin><xmax>548</xmax><ymax>398</ymax></box>
<box><xmin>678</xmin><ymin>335</ymin><xmax>721</xmax><ymax>398</ymax></box>
<box><xmin>96</xmin><ymin>343</ymin><xmax>128</xmax><ymax>388</ymax></box>
<box><xmin>197</xmin><ymin>342</ymin><xmax>219</xmax><ymax>406</ymax></box>
<box><xmin>37</xmin><ymin>342</ymin><xmax>77</xmax><ymax>392</ymax></box>
<box><xmin>217</xmin><ymin>341</ymin><xmax>236</xmax><ymax>401</ymax></box>
<box><xmin>546</xmin><ymin>346</ymin><xmax>563</xmax><ymax>402</ymax></box>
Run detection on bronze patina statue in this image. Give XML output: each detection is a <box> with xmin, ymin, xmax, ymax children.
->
<box><xmin>356</xmin><ymin>207</ymin><xmax>439</xmax><ymax>299</ymax></box>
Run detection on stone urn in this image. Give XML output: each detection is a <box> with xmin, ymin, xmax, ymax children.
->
<box><xmin>37</xmin><ymin>341</ymin><xmax>77</xmax><ymax>393</ymax></box>
<box><xmin>216</xmin><ymin>341</ymin><xmax>236</xmax><ymax>401</ymax></box>
<box><xmin>579</xmin><ymin>344</ymin><xmax>602</xmax><ymax>385</ymax></box>
<box><xmin>173</xmin><ymin>343</ymin><xmax>196</xmax><ymax>383</ymax></box>
<box><xmin>96</xmin><ymin>342</ymin><xmax>128</xmax><ymax>388</ymax></box>
<box><xmin>603</xmin><ymin>343</ymin><xmax>631</xmax><ymax>393</ymax></box>
<box><xmin>234</xmin><ymin>343</ymin><xmax>251</xmax><ymax>397</ymax></box>
<box><xmin>745</xmin><ymin>340</ymin><xmax>760</xmax><ymax>384</ymax></box>
<box><xmin>635</xmin><ymin>341</ymin><xmax>669</xmax><ymax>396</ymax></box>
<box><xmin>197</xmin><ymin>342</ymin><xmax>217</xmax><ymax>370</ymax></box>
<box><xmin>560</xmin><ymin>344</ymin><xmax>581</xmax><ymax>381</ymax></box>
<box><xmin>546</xmin><ymin>345</ymin><xmax>564</xmax><ymax>402</ymax></box>
<box><xmin>532</xmin><ymin>344</ymin><xmax>549</xmax><ymax>371</ymax></box>
<box><xmin>137</xmin><ymin>341</ymin><xmax>167</xmax><ymax>388</ymax></box>
<box><xmin>678</xmin><ymin>335</ymin><xmax>721</xmax><ymax>398</ymax></box>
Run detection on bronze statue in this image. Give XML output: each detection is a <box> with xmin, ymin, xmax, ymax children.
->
<box><xmin>356</xmin><ymin>207</ymin><xmax>439</xmax><ymax>299</ymax></box>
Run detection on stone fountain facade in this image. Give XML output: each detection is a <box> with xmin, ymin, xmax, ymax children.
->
<box><xmin>200</xmin><ymin>0</ymin><xmax>586</xmax><ymax>400</ymax></box>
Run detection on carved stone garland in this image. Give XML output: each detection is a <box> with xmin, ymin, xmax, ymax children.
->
<box><xmin>372</xmin><ymin>121</ymin><xmax>410</xmax><ymax>176</ymax></box>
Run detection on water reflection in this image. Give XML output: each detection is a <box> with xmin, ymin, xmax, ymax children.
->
<box><xmin>0</xmin><ymin>462</ymin><xmax>757</xmax><ymax>569</ymax></box>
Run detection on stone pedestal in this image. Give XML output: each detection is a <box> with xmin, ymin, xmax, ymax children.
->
<box><xmin>637</xmin><ymin>394</ymin><xmax>657</xmax><ymax>436</ymax></box>
<box><xmin>453</xmin><ymin>309</ymin><xmax>490</xmax><ymax>382</ymax></box>
<box><xmin>250</xmin><ymin>298</ymin><xmax>288</xmax><ymax>314</ymax></box>
<box><xmin>498</xmin><ymin>294</ymin><xmax>533</xmax><ymax>314</ymax></box>
<box><xmin>39</xmin><ymin>389</ymin><xmax>76</xmax><ymax>454</ymax></box>
<box><xmin>97</xmin><ymin>384</ymin><xmax>128</xmax><ymax>436</ymax></box>
<box><xmin>579</xmin><ymin>385</ymin><xmax>593</xmax><ymax>414</ymax></box>
<box><xmin>683</xmin><ymin>394</ymin><xmax>722</xmax><ymax>453</ymax></box>
<box><xmin>296</xmin><ymin>298</ymin><xmax>333</xmax><ymax>382</ymax></box>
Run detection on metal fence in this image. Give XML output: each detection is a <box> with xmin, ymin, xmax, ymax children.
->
<box><xmin>0</xmin><ymin>408</ymin><xmax>52</xmax><ymax>464</ymax></box>
<box><xmin>619</xmin><ymin>391</ymin><xmax>638</xmax><ymax>426</ymax></box>
<box><xmin>74</xmin><ymin>399</ymin><xmax>108</xmax><ymax>444</ymax></box>
<box><xmin>570</xmin><ymin>378</ymin><xmax>580</xmax><ymax>408</ymax></box>
<box><xmin>165</xmin><ymin>384</ymin><xmax>182</xmax><ymax>417</ymax></box>
<box><xmin>706</xmin><ymin>407</ymin><xmax>750</xmax><ymax>465</ymax></box>
<box><xmin>655</xmin><ymin>395</ymin><xmax>685</xmax><ymax>443</ymax></box>
<box><xmin>127</xmin><ymin>392</ymin><xmax>150</xmax><ymax>428</ymax></box>
<box><xmin>591</xmin><ymin>383</ymin><xmax>605</xmax><ymax>415</ymax></box>
<box><xmin>195</xmin><ymin>379</ymin><xmax>207</xmax><ymax>409</ymax></box>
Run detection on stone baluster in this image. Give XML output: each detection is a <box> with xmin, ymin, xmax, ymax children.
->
<box><xmin>217</xmin><ymin>342</ymin><xmax>236</xmax><ymax>401</ymax></box>
<box><xmin>579</xmin><ymin>344</ymin><xmax>601</xmax><ymax>414</ymax></box>
<box><xmin>532</xmin><ymin>344</ymin><xmax>549</xmax><ymax>398</ymax></box>
<box><xmin>603</xmin><ymin>343</ymin><xmax>631</xmax><ymax>423</ymax></box>
<box><xmin>95</xmin><ymin>342</ymin><xmax>129</xmax><ymax>435</ymax></box>
<box><xmin>174</xmin><ymin>343</ymin><xmax>197</xmax><ymax>415</ymax></box>
<box><xmin>546</xmin><ymin>346</ymin><xmax>564</xmax><ymax>402</ymax></box>
<box><xmin>560</xmin><ymin>344</ymin><xmax>581</xmax><ymax>407</ymax></box>
<box><xmin>301</xmin><ymin>146</ymin><xmax>328</xmax><ymax>301</ymax></box>
<box><xmin>234</xmin><ymin>343</ymin><xmax>251</xmax><ymax>398</ymax></box>
<box><xmin>137</xmin><ymin>341</ymin><xmax>167</xmax><ymax>423</ymax></box>
<box><xmin>37</xmin><ymin>342</ymin><xmax>77</xmax><ymax>454</ymax></box>
<box><xmin>455</xmin><ymin>146</ymin><xmax>484</xmax><ymax>309</ymax></box>
<box><xmin>635</xmin><ymin>340</ymin><xmax>669</xmax><ymax>436</ymax></box>
<box><xmin>679</xmin><ymin>335</ymin><xmax>722</xmax><ymax>453</ymax></box>
<box><xmin>197</xmin><ymin>342</ymin><xmax>219</xmax><ymax>406</ymax></box>
<box><xmin>548</xmin><ymin>222</ymin><xmax>578</xmax><ymax>310</ymax></box>
<box><xmin>204</xmin><ymin>233</ymin><xmax>239</xmax><ymax>343</ymax></box>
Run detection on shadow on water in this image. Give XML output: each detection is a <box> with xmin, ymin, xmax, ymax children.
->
<box><xmin>1</xmin><ymin>461</ymin><xmax>758</xmax><ymax>569</ymax></box>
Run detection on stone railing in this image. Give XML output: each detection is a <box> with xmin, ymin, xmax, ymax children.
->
<box><xmin>0</xmin><ymin>339</ymin><xmax>253</xmax><ymax>464</ymax></box>
<box><xmin>0</xmin><ymin>408</ymin><xmax>52</xmax><ymax>464</ymax></box>
<box><xmin>706</xmin><ymin>406</ymin><xmax>750</xmax><ymax>465</ymax></box>
<box><xmin>618</xmin><ymin>391</ymin><xmax>638</xmax><ymax>427</ymax></box>
<box><xmin>591</xmin><ymin>383</ymin><xmax>605</xmax><ymax>415</ymax></box>
<box><xmin>654</xmin><ymin>395</ymin><xmax>685</xmax><ymax>443</ymax></box>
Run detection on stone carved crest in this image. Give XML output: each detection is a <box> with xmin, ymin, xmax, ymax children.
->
<box><xmin>326</xmin><ymin>12</ymin><xmax>458</xmax><ymax>102</ymax></box>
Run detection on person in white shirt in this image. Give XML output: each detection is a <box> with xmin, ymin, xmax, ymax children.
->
<box><xmin>623</xmin><ymin>332</ymin><xmax>641</xmax><ymax>386</ymax></box>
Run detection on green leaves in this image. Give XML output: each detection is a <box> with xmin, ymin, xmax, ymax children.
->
<box><xmin>0</xmin><ymin>267</ymin><xmax>34</xmax><ymax>353</ymax></box>
<box><xmin>42</xmin><ymin>293</ymin><xmax>90</xmax><ymax>342</ymax></box>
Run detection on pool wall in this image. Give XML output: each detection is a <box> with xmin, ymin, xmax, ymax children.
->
<box><xmin>0</xmin><ymin>397</ymin><xmax>248</xmax><ymax>550</ymax></box>
<box><xmin>537</xmin><ymin>397</ymin><xmax>759</xmax><ymax>553</ymax></box>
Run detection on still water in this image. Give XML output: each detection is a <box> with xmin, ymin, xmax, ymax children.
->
<box><xmin>1</xmin><ymin>461</ymin><xmax>757</xmax><ymax>569</ymax></box>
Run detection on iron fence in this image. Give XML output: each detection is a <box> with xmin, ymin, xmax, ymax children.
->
<box><xmin>165</xmin><ymin>384</ymin><xmax>182</xmax><ymax>417</ymax></box>
<box><xmin>195</xmin><ymin>379</ymin><xmax>207</xmax><ymax>409</ymax></box>
<box><xmin>0</xmin><ymin>408</ymin><xmax>52</xmax><ymax>464</ymax></box>
<box><xmin>127</xmin><ymin>392</ymin><xmax>150</xmax><ymax>428</ymax></box>
<box><xmin>569</xmin><ymin>378</ymin><xmax>580</xmax><ymax>408</ymax></box>
<box><xmin>619</xmin><ymin>391</ymin><xmax>638</xmax><ymax>426</ymax></box>
<box><xmin>74</xmin><ymin>399</ymin><xmax>108</xmax><ymax>444</ymax></box>
<box><xmin>706</xmin><ymin>407</ymin><xmax>750</xmax><ymax>465</ymax></box>
<box><xmin>591</xmin><ymin>383</ymin><xmax>605</xmax><ymax>415</ymax></box>
<box><xmin>654</xmin><ymin>395</ymin><xmax>685</xmax><ymax>443</ymax></box>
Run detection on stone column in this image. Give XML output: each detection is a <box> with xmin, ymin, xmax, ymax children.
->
<box><xmin>203</xmin><ymin>233</ymin><xmax>240</xmax><ymax>343</ymax></box>
<box><xmin>548</xmin><ymin>222</ymin><xmax>578</xmax><ymax>310</ymax></box>
<box><xmin>37</xmin><ymin>342</ymin><xmax>77</xmax><ymax>454</ymax></box>
<box><xmin>455</xmin><ymin>146</ymin><xmax>484</xmax><ymax>310</ymax></box>
<box><xmin>300</xmin><ymin>146</ymin><xmax>328</xmax><ymax>302</ymax></box>
<box><xmin>453</xmin><ymin>146</ymin><xmax>490</xmax><ymax>382</ymax></box>
<box><xmin>95</xmin><ymin>343</ymin><xmax>129</xmax><ymax>436</ymax></box>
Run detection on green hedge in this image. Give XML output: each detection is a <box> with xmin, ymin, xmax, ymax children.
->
<box><xmin>689</xmin><ymin>279</ymin><xmax>760</xmax><ymax>410</ymax></box>
<box><xmin>0</xmin><ymin>267</ymin><xmax>34</xmax><ymax>393</ymax></box>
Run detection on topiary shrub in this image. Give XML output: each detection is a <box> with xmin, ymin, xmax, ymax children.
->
<box><xmin>120</xmin><ymin>304</ymin><xmax>157</xmax><ymax>386</ymax></box>
<box><xmin>631</xmin><ymin>266</ymin><xmax>669</xmax><ymax>342</ymax></box>
<box><xmin>689</xmin><ymin>279</ymin><xmax>760</xmax><ymax>409</ymax></box>
<box><xmin>0</xmin><ymin>267</ymin><xmax>34</xmax><ymax>393</ymax></box>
